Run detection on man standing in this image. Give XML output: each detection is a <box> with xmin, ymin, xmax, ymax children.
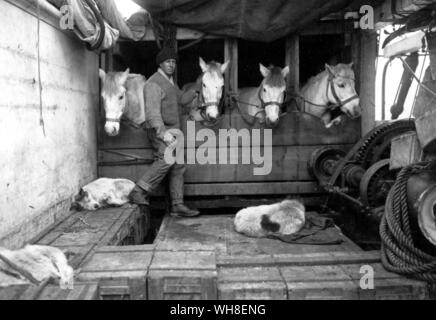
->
<box><xmin>129</xmin><ymin>46</ymin><xmax>200</xmax><ymax>218</ymax></box>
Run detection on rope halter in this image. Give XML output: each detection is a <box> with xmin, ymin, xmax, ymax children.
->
<box><xmin>194</xmin><ymin>75</ymin><xmax>224</xmax><ymax>126</ymax></box>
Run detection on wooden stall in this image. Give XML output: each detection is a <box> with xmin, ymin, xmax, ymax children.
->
<box><xmin>98</xmin><ymin>21</ymin><xmax>368</xmax><ymax>208</ymax></box>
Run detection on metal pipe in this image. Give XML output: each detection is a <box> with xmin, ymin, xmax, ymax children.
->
<box><xmin>382</xmin><ymin>57</ymin><xmax>395</xmax><ymax>121</ymax></box>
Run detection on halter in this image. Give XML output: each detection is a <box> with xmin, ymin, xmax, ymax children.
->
<box><xmin>326</xmin><ymin>73</ymin><xmax>359</xmax><ymax>110</ymax></box>
<box><xmin>192</xmin><ymin>74</ymin><xmax>224</xmax><ymax>126</ymax></box>
<box><xmin>231</xmin><ymin>85</ymin><xmax>287</xmax><ymax>128</ymax></box>
<box><xmin>289</xmin><ymin>72</ymin><xmax>359</xmax><ymax>113</ymax></box>
<box><xmin>105</xmin><ymin>118</ymin><xmax>121</xmax><ymax>124</ymax></box>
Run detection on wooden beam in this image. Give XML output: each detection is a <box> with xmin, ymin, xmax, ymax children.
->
<box><xmin>286</xmin><ymin>35</ymin><xmax>300</xmax><ymax>94</ymax></box>
<box><xmin>359</xmin><ymin>30</ymin><xmax>378</xmax><ymax>135</ymax></box>
<box><xmin>184</xmin><ymin>182</ymin><xmax>322</xmax><ymax>196</ymax></box>
<box><xmin>351</xmin><ymin>30</ymin><xmax>362</xmax><ymax>92</ymax></box>
<box><xmin>300</xmin><ymin>21</ymin><xmax>350</xmax><ymax>36</ymax></box>
<box><xmin>224</xmin><ymin>38</ymin><xmax>238</xmax><ymax>105</ymax></box>
<box><xmin>131</xmin><ymin>27</ymin><xmax>219</xmax><ymax>42</ymax></box>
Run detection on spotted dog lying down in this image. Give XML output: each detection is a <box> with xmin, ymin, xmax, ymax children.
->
<box><xmin>234</xmin><ymin>200</ymin><xmax>306</xmax><ymax>238</ymax></box>
<box><xmin>71</xmin><ymin>178</ymin><xmax>135</xmax><ymax>211</ymax></box>
<box><xmin>0</xmin><ymin>245</ymin><xmax>74</xmax><ymax>289</ymax></box>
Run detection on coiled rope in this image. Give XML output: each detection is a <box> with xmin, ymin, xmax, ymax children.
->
<box><xmin>380</xmin><ymin>162</ymin><xmax>436</xmax><ymax>282</ymax></box>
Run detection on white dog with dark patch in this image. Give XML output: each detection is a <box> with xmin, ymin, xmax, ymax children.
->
<box><xmin>71</xmin><ymin>178</ymin><xmax>135</xmax><ymax>211</ymax></box>
<box><xmin>234</xmin><ymin>200</ymin><xmax>306</xmax><ymax>238</ymax></box>
<box><xmin>0</xmin><ymin>245</ymin><xmax>74</xmax><ymax>289</ymax></box>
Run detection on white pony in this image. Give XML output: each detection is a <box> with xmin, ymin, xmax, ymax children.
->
<box><xmin>182</xmin><ymin>58</ymin><xmax>230</xmax><ymax>124</ymax></box>
<box><xmin>234</xmin><ymin>200</ymin><xmax>306</xmax><ymax>238</ymax></box>
<box><xmin>237</xmin><ymin>64</ymin><xmax>289</xmax><ymax>127</ymax></box>
<box><xmin>99</xmin><ymin>69</ymin><xmax>147</xmax><ymax>136</ymax></box>
<box><xmin>300</xmin><ymin>63</ymin><xmax>361</xmax><ymax>128</ymax></box>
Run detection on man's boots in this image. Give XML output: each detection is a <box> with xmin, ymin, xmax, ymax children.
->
<box><xmin>129</xmin><ymin>186</ymin><xmax>149</xmax><ymax>206</ymax></box>
<box><xmin>170</xmin><ymin>204</ymin><xmax>200</xmax><ymax>218</ymax></box>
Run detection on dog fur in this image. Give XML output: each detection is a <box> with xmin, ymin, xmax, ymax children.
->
<box><xmin>71</xmin><ymin>178</ymin><xmax>135</xmax><ymax>211</ymax></box>
<box><xmin>0</xmin><ymin>245</ymin><xmax>74</xmax><ymax>288</ymax></box>
<box><xmin>234</xmin><ymin>200</ymin><xmax>306</xmax><ymax>238</ymax></box>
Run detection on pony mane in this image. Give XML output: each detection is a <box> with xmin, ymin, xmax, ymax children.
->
<box><xmin>264</xmin><ymin>66</ymin><xmax>286</xmax><ymax>87</ymax></box>
<box><xmin>334</xmin><ymin>63</ymin><xmax>355</xmax><ymax>80</ymax></box>
<box><xmin>205</xmin><ymin>60</ymin><xmax>224</xmax><ymax>77</ymax></box>
<box><xmin>102</xmin><ymin>72</ymin><xmax>126</xmax><ymax>92</ymax></box>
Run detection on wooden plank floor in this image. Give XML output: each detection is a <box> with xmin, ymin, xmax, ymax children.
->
<box><xmin>155</xmin><ymin>214</ymin><xmax>362</xmax><ymax>256</ymax></box>
<box><xmin>153</xmin><ymin>214</ymin><xmax>430</xmax><ymax>300</ymax></box>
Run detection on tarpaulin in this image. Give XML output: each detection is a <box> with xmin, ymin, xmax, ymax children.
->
<box><xmin>49</xmin><ymin>0</ymin><xmax>149</xmax><ymax>50</ymax></box>
<box><xmin>49</xmin><ymin>0</ymin><xmax>120</xmax><ymax>50</ymax></box>
<box><xmin>133</xmin><ymin>0</ymin><xmax>359</xmax><ymax>42</ymax></box>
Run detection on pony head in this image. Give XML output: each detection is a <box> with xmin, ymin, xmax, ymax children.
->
<box><xmin>325</xmin><ymin>63</ymin><xmax>361</xmax><ymax>119</ymax></box>
<box><xmin>99</xmin><ymin>68</ymin><xmax>130</xmax><ymax>136</ymax></box>
<box><xmin>197</xmin><ymin>57</ymin><xmax>230</xmax><ymax>122</ymax></box>
<box><xmin>259</xmin><ymin>64</ymin><xmax>289</xmax><ymax>127</ymax></box>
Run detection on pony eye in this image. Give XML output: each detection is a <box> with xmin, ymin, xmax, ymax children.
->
<box><xmin>119</xmin><ymin>95</ymin><xmax>124</xmax><ymax>100</ymax></box>
<box><xmin>338</xmin><ymin>83</ymin><xmax>345</xmax><ymax>88</ymax></box>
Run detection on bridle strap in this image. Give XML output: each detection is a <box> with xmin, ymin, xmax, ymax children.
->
<box><xmin>106</xmin><ymin>118</ymin><xmax>121</xmax><ymax>123</ymax></box>
<box><xmin>193</xmin><ymin>75</ymin><xmax>223</xmax><ymax>125</ymax></box>
<box><xmin>257</xmin><ymin>88</ymin><xmax>284</xmax><ymax>110</ymax></box>
<box><xmin>327</xmin><ymin>73</ymin><xmax>359</xmax><ymax>109</ymax></box>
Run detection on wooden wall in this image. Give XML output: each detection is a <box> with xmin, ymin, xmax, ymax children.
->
<box><xmin>99</xmin><ymin>28</ymin><xmax>364</xmax><ymax>205</ymax></box>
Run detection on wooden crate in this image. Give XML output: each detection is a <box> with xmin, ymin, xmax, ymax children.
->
<box><xmin>0</xmin><ymin>272</ymin><xmax>30</xmax><ymax>300</ymax></box>
<box><xmin>32</xmin><ymin>205</ymin><xmax>147</xmax><ymax>269</ymax></box>
<box><xmin>147</xmin><ymin>250</ymin><xmax>217</xmax><ymax>300</ymax></box>
<box><xmin>78</xmin><ymin>245</ymin><xmax>154</xmax><ymax>300</ymax></box>
<box><xmin>277</xmin><ymin>252</ymin><xmax>430</xmax><ymax>300</ymax></box>
<box><xmin>218</xmin><ymin>266</ymin><xmax>287</xmax><ymax>300</ymax></box>
<box><xmin>0</xmin><ymin>272</ymin><xmax>99</xmax><ymax>300</ymax></box>
<box><xmin>17</xmin><ymin>283</ymin><xmax>99</xmax><ymax>300</ymax></box>
<box><xmin>340</xmin><ymin>263</ymin><xmax>429</xmax><ymax>300</ymax></box>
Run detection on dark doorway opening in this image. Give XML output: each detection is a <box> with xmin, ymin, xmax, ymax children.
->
<box><xmin>238</xmin><ymin>39</ymin><xmax>286</xmax><ymax>88</ymax></box>
<box><xmin>300</xmin><ymin>34</ymin><xmax>347</xmax><ymax>86</ymax></box>
<box><xmin>177</xmin><ymin>39</ymin><xmax>225</xmax><ymax>87</ymax></box>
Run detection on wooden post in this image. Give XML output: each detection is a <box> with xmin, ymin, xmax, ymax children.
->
<box><xmin>359</xmin><ymin>30</ymin><xmax>378</xmax><ymax>135</ymax></box>
<box><xmin>351</xmin><ymin>30</ymin><xmax>361</xmax><ymax>96</ymax></box>
<box><xmin>286</xmin><ymin>35</ymin><xmax>300</xmax><ymax>94</ymax></box>
<box><xmin>224</xmin><ymin>38</ymin><xmax>238</xmax><ymax>106</ymax></box>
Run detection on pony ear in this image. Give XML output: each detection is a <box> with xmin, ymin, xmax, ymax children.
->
<box><xmin>259</xmin><ymin>64</ymin><xmax>270</xmax><ymax>78</ymax></box>
<box><xmin>199</xmin><ymin>57</ymin><xmax>208</xmax><ymax>73</ymax></box>
<box><xmin>325</xmin><ymin>64</ymin><xmax>335</xmax><ymax>76</ymax></box>
<box><xmin>348</xmin><ymin>62</ymin><xmax>354</xmax><ymax>68</ymax></box>
<box><xmin>281</xmin><ymin>66</ymin><xmax>290</xmax><ymax>79</ymax></box>
<box><xmin>119</xmin><ymin>68</ymin><xmax>130</xmax><ymax>85</ymax></box>
<box><xmin>99</xmin><ymin>69</ymin><xmax>106</xmax><ymax>82</ymax></box>
<box><xmin>220</xmin><ymin>60</ymin><xmax>230</xmax><ymax>74</ymax></box>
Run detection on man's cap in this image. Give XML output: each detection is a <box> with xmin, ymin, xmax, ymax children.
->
<box><xmin>156</xmin><ymin>47</ymin><xmax>178</xmax><ymax>65</ymax></box>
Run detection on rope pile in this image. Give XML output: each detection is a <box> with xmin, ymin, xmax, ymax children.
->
<box><xmin>380</xmin><ymin>162</ymin><xmax>436</xmax><ymax>282</ymax></box>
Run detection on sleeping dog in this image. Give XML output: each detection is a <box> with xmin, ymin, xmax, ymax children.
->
<box><xmin>71</xmin><ymin>178</ymin><xmax>135</xmax><ymax>211</ymax></box>
<box><xmin>234</xmin><ymin>199</ymin><xmax>306</xmax><ymax>238</ymax></box>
